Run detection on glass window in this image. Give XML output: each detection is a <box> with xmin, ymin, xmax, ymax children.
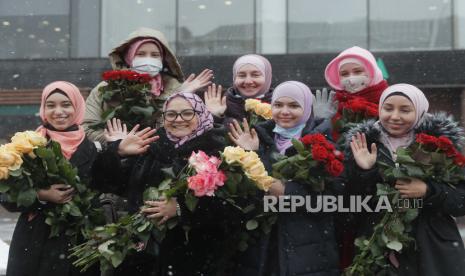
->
<box><xmin>288</xmin><ymin>0</ymin><xmax>367</xmax><ymax>53</ymax></box>
<box><xmin>454</xmin><ymin>0</ymin><xmax>465</xmax><ymax>49</ymax></box>
<box><xmin>177</xmin><ymin>0</ymin><xmax>255</xmax><ymax>56</ymax></box>
<box><xmin>0</xmin><ymin>0</ymin><xmax>70</xmax><ymax>59</ymax></box>
<box><xmin>70</xmin><ymin>0</ymin><xmax>100</xmax><ymax>58</ymax></box>
<box><xmin>100</xmin><ymin>0</ymin><xmax>176</xmax><ymax>57</ymax></box>
<box><xmin>369</xmin><ymin>0</ymin><xmax>452</xmax><ymax>51</ymax></box>
<box><xmin>256</xmin><ymin>0</ymin><xmax>286</xmax><ymax>54</ymax></box>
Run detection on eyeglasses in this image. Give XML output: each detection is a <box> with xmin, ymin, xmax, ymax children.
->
<box><xmin>162</xmin><ymin>109</ymin><xmax>197</xmax><ymax>122</ymax></box>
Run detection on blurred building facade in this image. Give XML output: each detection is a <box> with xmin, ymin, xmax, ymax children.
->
<box><xmin>1</xmin><ymin>0</ymin><xmax>465</xmax><ymax>139</ymax></box>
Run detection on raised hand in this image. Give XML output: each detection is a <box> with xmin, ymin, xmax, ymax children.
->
<box><xmin>350</xmin><ymin>132</ymin><xmax>377</xmax><ymax>170</ymax></box>
<box><xmin>117</xmin><ymin>125</ymin><xmax>159</xmax><ymax>156</ymax></box>
<box><xmin>313</xmin><ymin>88</ymin><xmax>338</xmax><ymax>120</ymax></box>
<box><xmin>228</xmin><ymin>118</ymin><xmax>259</xmax><ymax>151</ymax></box>
<box><xmin>204</xmin><ymin>84</ymin><xmax>226</xmax><ymax>117</ymax></box>
<box><xmin>37</xmin><ymin>184</ymin><xmax>75</xmax><ymax>204</ymax></box>
<box><xmin>178</xmin><ymin>69</ymin><xmax>213</xmax><ymax>93</ymax></box>
<box><xmin>104</xmin><ymin>118</ymin><xmax>128</xmax><ymax>142</ymax></box>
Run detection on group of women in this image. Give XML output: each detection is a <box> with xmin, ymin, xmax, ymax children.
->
<box><xmin>4</xmin><ymin>26</ymin><xmax>465</xmax><ymax>276</ymax></box>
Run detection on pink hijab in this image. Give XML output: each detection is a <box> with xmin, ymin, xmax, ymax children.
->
<box><xmin>124</xmin><ymin>38</ymin><xmax>164</xmax><ymax>96</ymax></box>
<box><xmin>36</xmin><ymin>81</ymin><xmax>86</xmax><ymax>160</ymax></box>
<box><xmin>232</xmin><ymin>54</ymin><xmax>272</xmax><ymax>97</ymax></box>
<box><xmin>325</xmin><ymin>46</ymin><xmax>384</xmax><ymax>91</ymax></box>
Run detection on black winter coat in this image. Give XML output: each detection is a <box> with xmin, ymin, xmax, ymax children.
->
<box><xmin>4</xmin><ymin>138</ymin><xmax>99</xmax><ymax>276</ymax></box>
<box><xmin>93</xmin><ymin>126</ymin><xmax>240</xmax><ymax>275</ymax></box>
<box><xmin>344</xmin><ymin>113</ymin><xmax>465</xmax><ymax>276</ymax></box>
<box><xmin>234</xmin><ymin>118</ymin><xmax>341</xmax><ymax>276</ymax></box>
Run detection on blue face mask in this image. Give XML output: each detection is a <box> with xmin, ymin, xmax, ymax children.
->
<box><xmin>273</xmin><ymin>123</ymin><xmax>305</xmax><ymax>139</ymax></box>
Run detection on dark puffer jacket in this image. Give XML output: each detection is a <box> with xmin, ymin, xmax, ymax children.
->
<box><xmin>344</xmin><ymin>112</ymin><xmax>465</xmax><ymax>276</ymax></box>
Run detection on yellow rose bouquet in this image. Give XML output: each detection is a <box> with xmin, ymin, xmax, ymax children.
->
<box><xmin>245</xmin><ymin>99</ymin><xmax>273</xmax><ymax>126</ymax></box>
<box><xmin>0</xmin><ymin>131</ymin><xmax>104</xmax><ymax>240</ymax></box>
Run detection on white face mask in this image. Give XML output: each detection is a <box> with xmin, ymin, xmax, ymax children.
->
<box><xmin>131</xmin><ymin>57</ymin><xmax>163</xmax><ymax>77</ymax></box>
<box><xmin>340</xmin><ymin>75</ymin><xmax>370</xmax><ymax>93</ymax></box>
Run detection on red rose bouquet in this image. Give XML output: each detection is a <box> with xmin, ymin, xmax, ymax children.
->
<box><xmin>272</xmin><ymin>133</ymin><xmax>344</xmax><ymax>192</ymax></box>
<box><xmin>333</xmin><ymin>95</ymin><xmax>379</xmax><ymax>142</ymax></box>
<box><xmin>90</xmin><ymin>70</ymin><xmax>156</xmax><ymax>130</ymax></box>
<box><xmin>347</xmin><ymin>133</ymin><xmax>465</xmax><ymax>275</ymax></box>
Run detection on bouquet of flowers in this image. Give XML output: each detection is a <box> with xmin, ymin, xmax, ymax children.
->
<box><xmin>71</xmin><ymin>146</ymin><xmax>276</xmax><ymax>272</ymax></box>
<box><xmin>0</xmin><ymin>131</ymin><xmax>103</xmax><ymax>239</ymax></box>
<box><xmin>90</xmin><ymin>70</ymin><xmax>156</xmax><ymax>130</ymax></box>
<box><xmin>333</xmin><ymin>95</ymin><xmax>379</xmax><ymax>142</ymax></box>
<box><xmin>244</xmin><ymin>99</ymin><xmax>272</xmax><ymax>126</ymax></box>
<box><xmin>347</xmin><ymin>133</ymin><xmax>465</xmax><ymax>275</ymax></box>
<box><xmin>272</xmin><ymin>133</ymin><xmax>344</xmax><ymax>192</ymax></box>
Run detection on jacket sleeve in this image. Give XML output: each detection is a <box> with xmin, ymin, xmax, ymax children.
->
<box><xmin>90</xmin><ymin>140</ymin><xmax>137</xmax><ymax>196</ymax></box>
<box><xmin>83</xmin><ymin>82</ymin><xmax>107</xmax><ymax>144</ymax></box>
<box><xmin>422</xmin><ymin>178</ymin><xmax>465</xmax><ymax>217</ymax></box>
<box><xmin>1</xmin><ymin>193</ymin><xmax>52</xmax><ymax>213</ymax></box>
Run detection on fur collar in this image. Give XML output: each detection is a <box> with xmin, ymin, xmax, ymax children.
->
<box><xmin>344</xmin><ymin>112</ymin><xmax>465</xmax><ymax>159</ymax></box>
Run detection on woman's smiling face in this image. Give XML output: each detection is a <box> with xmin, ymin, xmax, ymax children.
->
<box><xmin>44</xmin><ymin>91</ymin><xmax>76</xmax><ymax>130</ymax></box>
<box><xmin>380</xmin><ymin>95</ymin><xmax>416</xmax><ymax>137</ymax></box>
<box><xmin>163</xmin><ymin>97</ymin><xmax>199</xmax><ymax>138</ymax></box>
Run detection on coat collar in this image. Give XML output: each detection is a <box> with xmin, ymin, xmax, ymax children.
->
<box><xmin>344</xmin><ymin>112</ymin><xmax>465</xmax><ymax>160</ymax></box>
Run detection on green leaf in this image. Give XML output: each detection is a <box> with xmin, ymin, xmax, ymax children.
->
<box><xmin>161</xmin><ymin>167</ymin><xmax>176</xmax><ymax>178</ymax></box>
<box><xmin>386</xmin><ymin>240</ymin><xmax>403</xmax><ymax>252</ymax></box>
<box><xmin>390</xmin><ymin>220</ymin><xmax>405</xmax><ymax>234</ymax></box>
<box><xmin>396</xmin><ymin>150</ymin><xmax>416</xmax><ymax>164</ymax></box>
<box><xmin>129</xmin><ymin>106</ymin><xmax>155</xmax><ymax>117</ymax></box>
<box><xmin>158</xmin><ymin>179</ymin><xmax>172</xmax><ymax>190</ymax></box>
<box><xmin>17</xmin><ymin>188</ymin><xmax>37</xmax><ymax>207</ymax></box>
<box><xmin>403</xmin><ymin>208</ymin><xmax>419</xmax><ymax>222</ymax></box>
<box><xmin>137</xmin><ymin>220</ymin><xmax>151</xmax><ymax>232</ymax></box>
<box><xmin>404</xmin><ymin>165</ymin><xmax>424</xmax><ymax>178</ymax></box>
<box><xmin>291</xmin><ymin>138</ymin><xmax>305</xmax><ymax>153</ymax></box>
<box><xmin>143</xmin><ymin>187</ymin><xmax>160</xmax><ymax>201</ymax></box>
<box><xmin>8</xmin><ymin>168</ymin><xmax>23</xmax><ymax>177</ymax></box>
<box><xmin>0</xmin><ymin>182</ymin><xmax>10</xmax><ymax>193</ymax></box>
<box><xmin>246</xmin><ymin>219</ymin><xmax>259</xmax><ymax>230</ymax></box>
<box><xmin>110</xmin><ymin>251</ymin><xmax>124</xmax><ymax>268</ymax></box>
<box><xmin>185</xmin><ymin>193</ymin><xmax>199</xmax><ymax>212</ymax></box>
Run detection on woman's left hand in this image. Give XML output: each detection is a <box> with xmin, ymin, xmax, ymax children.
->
<box><xmin>142</xmin><ymin>198</ymin><xmax>177</xmax><ymax>225</ymax></box>
<box><xmin>178</xmin><ymin>69</ymin><xmax>213</xmax><ymax>93</ymax></box>
<box><xmin>395</xmin><ymin>178</ymin><xmax>428</xmax><ymax>198</ymax></box>
<box><xmin>104</xmin><ymin>118</ymin><xmax>128</xmax><ymax>142</ymax></box>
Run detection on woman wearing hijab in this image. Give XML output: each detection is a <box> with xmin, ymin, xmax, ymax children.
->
<box><xmin>84</xmin><ymin>27</ymin><xmax>213</xmax><ymax>144</ymax></box>
<box><xmin>95</xmin><ymin>92</ymin><xmax>238</xmax><ymax>275</ymax></box>
<box><xmin>345</xmin><ymin>84</ymin><xmax>465</xmax><ymax>275</ymax></box>
<box><xmin>229</xmin><ymin>81</ymin><xmax>340</xmax><ymax>276</ymax></box>
<box><xmin>204</xmin><ymin>54</ymin><xmax>273</xmax><ymax>126</ymax></box>
<box><xmin>5</xmin><ymin>81</ymin><xmax>102</xmax><ymax>276</ymax></box>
